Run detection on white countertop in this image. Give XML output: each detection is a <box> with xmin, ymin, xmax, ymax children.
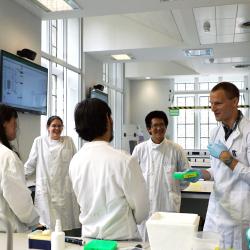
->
<box><xmin>0</xmin><ymin>233</ymin><xmax>150</xmax><ymax>250</ymax></box>
<box><xmin>183</xmin><ymin>180</ymin><xmax>214</xmax><ymax>193</ymax></box>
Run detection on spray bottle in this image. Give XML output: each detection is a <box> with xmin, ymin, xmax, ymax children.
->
<box><xmin>51</xmin><ymin>219</ymin><xmax>65</xmax><ymax>250</ymax></box>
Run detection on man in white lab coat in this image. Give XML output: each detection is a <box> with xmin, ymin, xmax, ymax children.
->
<box><xmin>194</xmin><ymin>81</ymin><xmax>250</xmax><ymax>250</ymax></box>
<box><xmin>132</xmin><ymin>110</ymin><xmax>190</xmax><ymax>241</ymax></box>
<box><xmin>69</xmin><ymin>98</ymin><xmax>149</xmax><ymax>240</ymax></box>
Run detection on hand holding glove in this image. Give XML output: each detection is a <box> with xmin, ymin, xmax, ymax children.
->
<box><xmin>207</xmin><ymin>142</ymin><xmax>228</xmax><ymax>159</ymax></box>
<box><xmin>183</xmin><ymin>169</ymin><xmax>202</xmax><ymax>183</ymax></box>
<box><xmin>173</xmin><ymin>169</ymin><xmax>202</xmax><ymax>183</ymax></box>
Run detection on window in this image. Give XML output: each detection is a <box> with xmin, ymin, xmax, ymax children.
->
<box><xmin>103</xmin><ymin>63</ymin><xmax>124</xmax><ymax>149</ymax></box>
<box><xmin>174</xmin><ymin>77</ymin><xmax>247</xmax><ymax>149</ymax></box>
<box><xmin>41</xmin><ymin>18</ymin><xmax>81</xmax><ymax>147</ymax></box>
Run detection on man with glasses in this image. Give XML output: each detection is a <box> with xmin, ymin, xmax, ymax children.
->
<box><xmin>132</xmin><ymin>110</ymin><xmax>190</xmax><ymax>241</ymax></box>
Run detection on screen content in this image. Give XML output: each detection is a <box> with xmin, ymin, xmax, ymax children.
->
<box><xmin>2</xmin><ymin>54</ymin><xmax>47</xmax><ymax>114</ymax></box>
<box><xmin>90</xmin><ymin>89</ymin><xmax>108</xmax><ymax>104</ymax></box>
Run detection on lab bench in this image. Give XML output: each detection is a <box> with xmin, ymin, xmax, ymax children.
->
<box><xmin>181</xmin><ymin>181</ymin><xmax>213</xmax><ymax>231</ymax></box>
<box><xmin>0</xmin><ymin>233</ymin><xmax>150</xmax><ymax>250</ymax></box>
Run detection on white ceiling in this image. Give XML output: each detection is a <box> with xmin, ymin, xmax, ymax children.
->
<box><xmin>14</xmin><ymin>0</ymin><xmax>250</xmax><ymax>78</ymax></box>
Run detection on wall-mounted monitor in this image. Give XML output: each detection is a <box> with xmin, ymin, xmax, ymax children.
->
<box><xmin>90</xmin><ymin>88</ymin><xmax>108</xmax><ymax>104</ymax></box>
<box><xmin>0</xmin><ymin>50</ymin><xmax>48</xmax><ymax>115</ymax></box>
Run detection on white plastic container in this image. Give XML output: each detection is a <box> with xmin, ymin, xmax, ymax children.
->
<box><xmin>192</xmin><ymin>231</ymin><xmax>220</xmax><ymax>250</ymax></box>
<box><xmin>51</xmin><ymin>219</ymin><xmax>65</xmax><ymax>250</ymax></box>
<box><xmin>146</xmin><ymin>212</ymin><xmax>200</xmax><ymax>250</ymax></box>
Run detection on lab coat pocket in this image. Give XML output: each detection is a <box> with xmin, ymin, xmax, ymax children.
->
<box><xmin>220</xmin><ymin>189</ymin><xmax>250</xmax><ymax>222</ymax></box>
<box><xmin>61</xmin><ymin>149</ymin><xmax>72</xmax><ymax>162</ymax></box>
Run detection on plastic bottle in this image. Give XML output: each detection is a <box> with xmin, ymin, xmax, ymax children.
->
<box><xmin>172</xmin><ymin>171</ymin><xmax>199</xmax><ymax>180</ymax></box>
<box><xmin>51</xmin><ymin>219</ymin><xmax>65</xmax><ymax>250</ymax></box>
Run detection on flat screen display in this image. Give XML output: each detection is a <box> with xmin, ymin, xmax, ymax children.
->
<box><xmin>0</xmin><ymin>50</ymin><xmax>48</xmax><ymax>115</ymax></box>
<box><xmin>90</xmin><ymin>89</ymin><xmax>108</xmax><ymax>104</ymax></box>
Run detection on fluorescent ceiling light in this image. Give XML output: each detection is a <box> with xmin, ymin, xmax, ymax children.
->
<box><xmin>145</xmin><ymin>77</ymin><xmax>151</xmax><ymax>79</ymax></box>
<box><xmin>184</xmin><ymin>48</ymin><xmax>213</xmax><ymax>57</ymax></box>
<box><xmin>111</xmin><ymin>54</ymin><xmax>132</xmax><ymax>61</ymax></box>
<box><xmin>31</xmin><ymin>0</ymin><xmax>80</xmax><ymax>12</ymax></box>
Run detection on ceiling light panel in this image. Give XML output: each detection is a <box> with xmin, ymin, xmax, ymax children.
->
<box><xmin>111</xmin><ymin>54</ymin><xmax>132</xmax><ymax>60</ymax></box>
<box><xmin>31</xmin><ymin>0</ymin><xmax>80</xmax><ymax>12</ymax></box>
<box><xmin>184</xmin><ymin>48</ymin><xmax>213</xmax><ymax>57</ymax></box>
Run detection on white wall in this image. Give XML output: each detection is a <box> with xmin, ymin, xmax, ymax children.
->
<box><xmin>84</xmin><ymin>53</ymin><xmax>103</xmax><ymax>97</ymax></box>
<box><xmin>129</xmin><ymin>79</ymin><xmax>174</xmax><ymax>140</ymax></box>
<box><xmin>0</xmin><ymin>0</ymin><xmax>41</xmax><ymax>161</ymax></box>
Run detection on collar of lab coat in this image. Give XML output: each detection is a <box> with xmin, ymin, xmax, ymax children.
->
<box><xmin>83</xmin><ymin>140</ymin><xmax>109</xmax><ymax>148</ymax></box>
<box><xmin>215</xmin><ymin>119</ymin><xmax>242</xmax><ymax>149</ymax></box>
<box><xmin>47</xmin><ymin>135</ymin><xmax>64</xmax><ymax>142</ymax></box>
<box><xmin>149</xmin><ymin>137</ymin><xmax>167</xmax><ymax>149</ymax></box>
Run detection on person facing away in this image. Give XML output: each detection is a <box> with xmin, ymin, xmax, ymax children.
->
<box><xmin>132</xmin><ymin>110</ymin><xmax>190</xmax><ymax>241</ymax></box>
<box><xmin>0</xmin><ymin>104</ymin><xmax>39</xmax><ymax>232</ymax></box>
<box><xmin>188</xmin><ymin>82</ymin><xmax>250</xmax><ymax>250</ymax></box>
<box><xmin>69</xmin><ymin>98</ymin><xmax>149</xmax><ymax>240</ymax></box>
<box><xmin>24</xmin><ymin>116</ymin><xmax>80</xmax><ymax>231</ymax></box>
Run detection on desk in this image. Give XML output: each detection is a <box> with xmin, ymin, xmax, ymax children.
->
<box><xmin>0</xmin><ymin>233</ymin><xmax>150</xmax><ymax>250</ymax></box>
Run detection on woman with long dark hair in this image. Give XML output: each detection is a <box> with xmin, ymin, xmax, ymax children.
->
<box><xmin>0</xmin><ymin>104</ymin><xmax>39</xmax><ymax>232</ymax></box>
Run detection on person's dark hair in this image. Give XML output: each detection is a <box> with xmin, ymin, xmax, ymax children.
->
<box><xmin>0</xmin><ymin>104</ymin><xmax>18</xmax><ymax>151</ymax></box>
<box><xmin>145</xmin><ymin>110</ymin><xmax>168</xmax><ymax>129</ymax></box>
<box><xmin>211</xmin><ymin>82</ymin><xmax>239</xmax><ymax>100</ymax></box>
<box><xmin>47</xmin><ymin>115</ymin><xmax>63</xmax><ymax>127</ymax></box>
<box><xmin>74</xmin><ymin>98</ymin><xmax>112</xmax><ymax>141</ymax></box>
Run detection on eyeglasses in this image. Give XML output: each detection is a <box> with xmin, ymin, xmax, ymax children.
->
<box><xmin>151</xmin><ymin>123</ymin><xmax>166</xmax><ymax>129</ymax></box>
<box><xmin>50</xmin><ymin>124</ymin><xmax>63</xmax><ymax>129</ymax></box>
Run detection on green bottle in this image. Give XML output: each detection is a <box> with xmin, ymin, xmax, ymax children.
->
<box><xmin>172</xmin><ymin>171</ymin><xmax>199</xmax><ymax>180</ymax></box>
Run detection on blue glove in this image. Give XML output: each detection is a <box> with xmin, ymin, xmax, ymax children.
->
<box><xmin>183</xmin><ymin>169</ymin><xmax>202</xmax><ymax>183</ymax></box>
<box><xmin>207</xmin><ymin>142</ymin><xmax>228</xmax><ymax>159</ymax></box>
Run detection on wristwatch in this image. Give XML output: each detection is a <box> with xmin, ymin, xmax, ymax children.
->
<box><xmin>220</xmin><ymin>151</ymin><xmax>234</xmax><ymax>167</ymax></box>
<box><xmin>223</xmin><ymin>156</ymin><xmax>234</xmax><ymax>167</ymax></box>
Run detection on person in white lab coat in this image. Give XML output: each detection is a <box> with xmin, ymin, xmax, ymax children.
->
<box><xmin>132</xmin><ymin>110</ymin><xmax>190</xmax><ymax>241</ymax></box>
<box><xmin>24</xmin><ymin>116</ymin><xmax>80</xmax><ymax>231</ymax></box>
<box><xmin>0</xmin><ymin>104</ymin><xmax>39</xmax><ymax>232</ymax></box>
<box><xmin>188</xmin><ymin>82</ymin><xmax>250</xmax><ymax>250</ymax></box>
<box><xmin>69</xmin><ymin>98</ymin><xmax>149</xmax><ymax>240</ymax></box>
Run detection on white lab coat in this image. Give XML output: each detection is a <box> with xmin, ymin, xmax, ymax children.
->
<box><xmin>0</xmin><ymin>143</ymin><xmax>39</xmax><ymax>232</ymax></box>
<box><xmin>69</xmin><ymin>141</ymin><xmax>149</xmax><ymax>240</ymax></box>
<box><xmin>204</xmin><ymin>116</ymin><xmax>250</xmax><ymax>250</ymax></box>
<box><xmin>132</xmin><ymin>138</ymin><xmax>190</xmax><ymax>240</ymax></box>
<box><xmin>24</xmin><ymin>135</ymin><xmax>80</xmax><ymax>231</ymax></box>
